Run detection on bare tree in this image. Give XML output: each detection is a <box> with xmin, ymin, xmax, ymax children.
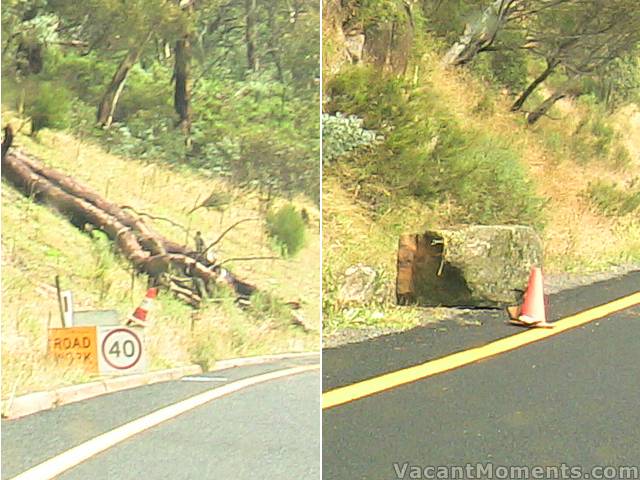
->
<box><xmin>512</xmin><ymin>0</ymin><xmax>640</xmax><ymax>116</ymax></box>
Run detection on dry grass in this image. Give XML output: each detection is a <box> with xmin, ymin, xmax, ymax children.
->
<box><xmin>322</xmin><ymin>173</ymin><xmax>445</xmax><ymax>332</ymax></box>
<box><xmin>323</xmin><ymin>50</ymin><xmax>640</xmax><ymax>332</ymax></box>
<box><xmin>2</xmin><ymin>121</ymin><xmax>320</xmax><ymax>399</ymax></box>
<box><xmin>420</xmin><ymin>56</ymin><xmax>640</xmax><ymax>272</ymax></box>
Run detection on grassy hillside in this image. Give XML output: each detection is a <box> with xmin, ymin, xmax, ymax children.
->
<box><xmin>323</xmin><ymin>16</ymin><xmax>640</xmax><ymax>333</ymax></box>
<box><xmin>2</xmin><ymin>119</ymin><xmax>320</xmax><ymax>399</ymax></box>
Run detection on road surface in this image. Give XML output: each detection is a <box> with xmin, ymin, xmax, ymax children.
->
<box><xmin>2</xmin><ymin>354</ymin><xmax>320</xmax><ymax>480</ymax></box>
<box><xmin>323</xmin><ymin>271</ymin><xmax>640</xmax><ymax>479</ymax></box>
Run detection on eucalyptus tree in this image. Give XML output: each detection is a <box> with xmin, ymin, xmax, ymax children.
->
<box><xmin>49</xmin><ymin>0</ymin><xmax>186</xmax><ymax>127</ymax></box>
<box><xmin>511</xmin><ymin>0</ymin><xmax>640</xmax><ymax>121</ymax></box>
<box><xmin>441</xmin><ymin>0</ymin><xmax>574</xmax><ymax>66</ymax></box>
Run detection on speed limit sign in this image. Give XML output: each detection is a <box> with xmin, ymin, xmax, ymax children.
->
<box><xmin>97</xmin><ymin>326</ymin><xmax>146</xmax><ymax>374</ymax></box>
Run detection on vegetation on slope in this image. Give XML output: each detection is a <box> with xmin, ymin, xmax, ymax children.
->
<box><xmin>323</xmin><ymin>0</ymin><xmax>640</xmax><ymax>333</ymax></box>
<box><xmin>2</xmin><ymin>124</ymin><xmax>320</xmax><ymax>399</ymax></box>
<box><xmin>1</xmin><ymin>0</ymin><xmax>320</xmax><ymax>398</ymax></box>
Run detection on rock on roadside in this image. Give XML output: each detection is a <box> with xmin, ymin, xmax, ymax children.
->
<box><xmin>397</xmin><ymin>225</ymin><xmax>543</xmax><ymax>308</ymax></box>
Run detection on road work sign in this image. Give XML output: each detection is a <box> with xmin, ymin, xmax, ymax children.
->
<box><xmin>48</xmin><ymin>327</ymin><xmax>99</xmax><ymax>373</ymax></box>
<box><xmin>48</xmin><ymin>326</ymin><xmax>146</xmax><ymax>375</ymax></box>
<box><xmin>97</xmin><ymin>326</ymin><xmax>146</xmax><ymax>375</ymax></box>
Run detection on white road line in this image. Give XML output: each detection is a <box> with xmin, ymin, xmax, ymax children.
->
<box><xmin>9</xmin><ymin>364</ymin><xmax>319</xmax><ymax>480</ymax></box>
<box><xmin>181</xmin><ymin>376</ymin><xmax>228</xmax><ymax>382</ymax></box>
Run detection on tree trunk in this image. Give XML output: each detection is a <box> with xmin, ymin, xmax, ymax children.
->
<box><xmin>96</xmin><ymin>35</ymin><xmax>151</xmax><ymax>128</ymax></box>
<box><xmin>266</xmin><ymin>3</ymin><xmax>284</xmax><ymax>84</ymax></box>
<box><xmin>1</xmin><ymin>146</ymin><xmax>257</xmax><ymax>304</ymax></box>
<box><xmin>244</xmin><ymin>0</ymin><xmax>258</xmax><ymax>72</ymax></box>
<box><xmin>511</xmin><ymin>60</ymin><xmax>558</xmax><ymax>111</ymax></box>
<box><xmin>526</xmin><ymin>90</ymin><xmax>567</xmax><ymax>125</ymax></box>
<box><xmin>442</xmin><ymin>0</ymin><xmax>512</xmax><ymax>66</ymax></box>
<box><xmin>17</xmin><ymin>40</ymin><xmax>43</xmax><ymax>74</ymax></box>
<box><xmin>174</xmin><ymin>36</ymin><xmax>192</xmax><ymax>140</ymax></box>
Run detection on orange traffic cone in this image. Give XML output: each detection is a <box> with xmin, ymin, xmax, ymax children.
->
<box><xmin>510</xmin><ymin>267</ymin><xmax>553</xmax><ymax>328</ymax></box>
<box><xmin>127</xmin><ymin>288</ymin><xmax>157</xmax><ymax>327</ymax></box>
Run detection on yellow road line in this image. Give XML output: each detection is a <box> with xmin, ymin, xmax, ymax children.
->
<box><xmin>323</xmin><ymin>292</ymin><xmax>640</xmax><ymax>410</ymax></box>
<box><xmin>10</xmin><ymin>364</ymin><xmax>319</xmax><ymax>480</ymax></box>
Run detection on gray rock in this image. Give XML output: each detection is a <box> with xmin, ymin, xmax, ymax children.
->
<box><xmin>337</xmin><ymin>264</ymin><xmax>378</xmax><ymax>306</ymax></box>
<box><xmin>397</xmin><ymin>225</ymin><xmax>543</xmax><ymax>308</ymax></box>
<box><xmin>345</xmin><ymin>32</ymin><xmax>365</xmax><ymax>64</ymax></box>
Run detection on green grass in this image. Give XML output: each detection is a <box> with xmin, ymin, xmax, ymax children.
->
<box><xmin>325</xmin><ymin>66</ymin><xmax>545</xmax><ymax>228</ymax></box>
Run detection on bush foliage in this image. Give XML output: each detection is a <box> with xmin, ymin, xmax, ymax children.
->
<box><xmin>266</xmin><ymin>204</ymin><xmax>306</xmax><ymax>257</ymax></box>
<box><xmin>322</xmin><ymin>112</ymin><xmax>378</xmax><ymax>164</ymax></box>
<box><xmin>26</xmin><ymin>81</ymin><xmax>72</xmax><ymax>133</ymax></box>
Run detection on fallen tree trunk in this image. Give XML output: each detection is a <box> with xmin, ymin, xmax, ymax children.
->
<box><xmin>14</xmin><ymin>149</ymin><xmax>167</xmax><ymax>255</ymax></box>
<box><xmin>1</xmin><ymin>139</ymin><xmax>256</xmax><ymax>306</ymax></box>
<box><xmin>2</xmin><ymin>150</ymin><xmax>151</xmax><ymax>268</ymax></box>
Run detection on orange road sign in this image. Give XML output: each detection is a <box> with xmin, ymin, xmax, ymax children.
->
<box><xmin>48</xmin><ymin>327</ymin><xmax>99</xmax><ymax>373</ymax></box>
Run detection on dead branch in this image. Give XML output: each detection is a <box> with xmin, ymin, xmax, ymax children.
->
<box><xmin>120</xmin><ymin>205</ymin><xmax>189</xmax><ymax>234</ymax></box>
<box><xmin>216</xmin><ymin>255</ymin><xmax>280</xmax><ymax>268</ymax></box>
<box><xmin>202</xmin><ymin>217</ymin><xmax>260</xmax><ymax>255</ymax></box>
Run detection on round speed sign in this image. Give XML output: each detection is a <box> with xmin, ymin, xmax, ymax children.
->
<box><xmin>101</xmin><ymin>328</ymin><xmax>143</xmax><ymax>370</ymax></box>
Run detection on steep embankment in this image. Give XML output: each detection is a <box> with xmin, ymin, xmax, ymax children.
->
<box><xmin>323</xmin><ymin>4</ymin><xmax>640</xmax><ymax>333</ymax></box>
<box><xmin>2</xmin><ymin>121</ymin><xmax>320</xmax><ymax>397</ymax></box>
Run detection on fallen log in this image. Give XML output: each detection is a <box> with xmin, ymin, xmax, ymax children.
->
<box><xmin>15</xmin><ymin>149</ymin><xmax>167</xmax><ymax>256</ymax></box>
<box><xmin>1</xmin><ymin>135</ymin><xmax>256</xmax><ymax>305</ymax></box>
<box><xmin>2</xmin><ymin>150</ymin><xmax>151</xmax><ymax>268</ymax></box>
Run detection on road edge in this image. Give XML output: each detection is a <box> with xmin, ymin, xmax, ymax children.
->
<box><xmin>2</xmin><ymin>351</ymin><xmax>319</xmax><ymax>420</ymax></box>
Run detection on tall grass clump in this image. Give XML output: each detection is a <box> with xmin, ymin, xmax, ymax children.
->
<box><xmin>585</xmin><ymin>180</ymin><xmax>640</xmax><ymax>216</ymax></box>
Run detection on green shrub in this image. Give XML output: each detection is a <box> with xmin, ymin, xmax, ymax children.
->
<box><xmin>583</xmin><ymin>56</ymin><xmax>640</xmax><ymax>111</ymax></box>
<box><xmin>489</xmin><ymin>31</ymin><xmax>529</xmax><ymax>92</ymax></box>
<box><xmin>115</xmin><ymin>64</ymin><xmax>173</xmax><ymax>121</ymax></box>
<box><xmin>266</xmin><ymin>204</ymin><xmax>306</xmax><ymax>257</ymax></box>
<box><xmin>42</xmin><ymin>50</ymin><xmax>111</xmax><ymax>102</ymax></box>
<box><xmin>491</xmin><ymin>51</ymin><xmax>528</xmax><ymax>92</ymax></box>
<box><xmin>25</xmin><ymin>81</ymin><xmax>71</xmax><ymax>133</ymax></box>
<box><xmin>325</xmin><ymin>66</ymin><xmax>409</xmax><ymax>128</ymax></box>
<box><xmin>468</xmin><ymin>33</ymin><xmax>527</xmax><ymax>93</ymax></box>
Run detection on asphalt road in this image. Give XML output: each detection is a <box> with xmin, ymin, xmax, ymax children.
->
<box><xmin>2</xmin><ymin>355</ymin><xmax>320</xmax><ymax>480</ymax></box>
<box><xmin>323</xmin><ymin>272</ymin><xmax>640</xmax><ymax>479</ymax></box>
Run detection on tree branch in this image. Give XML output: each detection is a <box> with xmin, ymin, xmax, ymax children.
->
<box><xmin>203</xmin><ymin>217</ymin><xmax>260</xmax><ymax>255</ymax></box>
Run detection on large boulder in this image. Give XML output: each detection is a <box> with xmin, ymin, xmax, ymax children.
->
<box><xmin>397</xmin><ymin>226</ymin><xmax>543</xmax><ymax>308</ymax></box>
